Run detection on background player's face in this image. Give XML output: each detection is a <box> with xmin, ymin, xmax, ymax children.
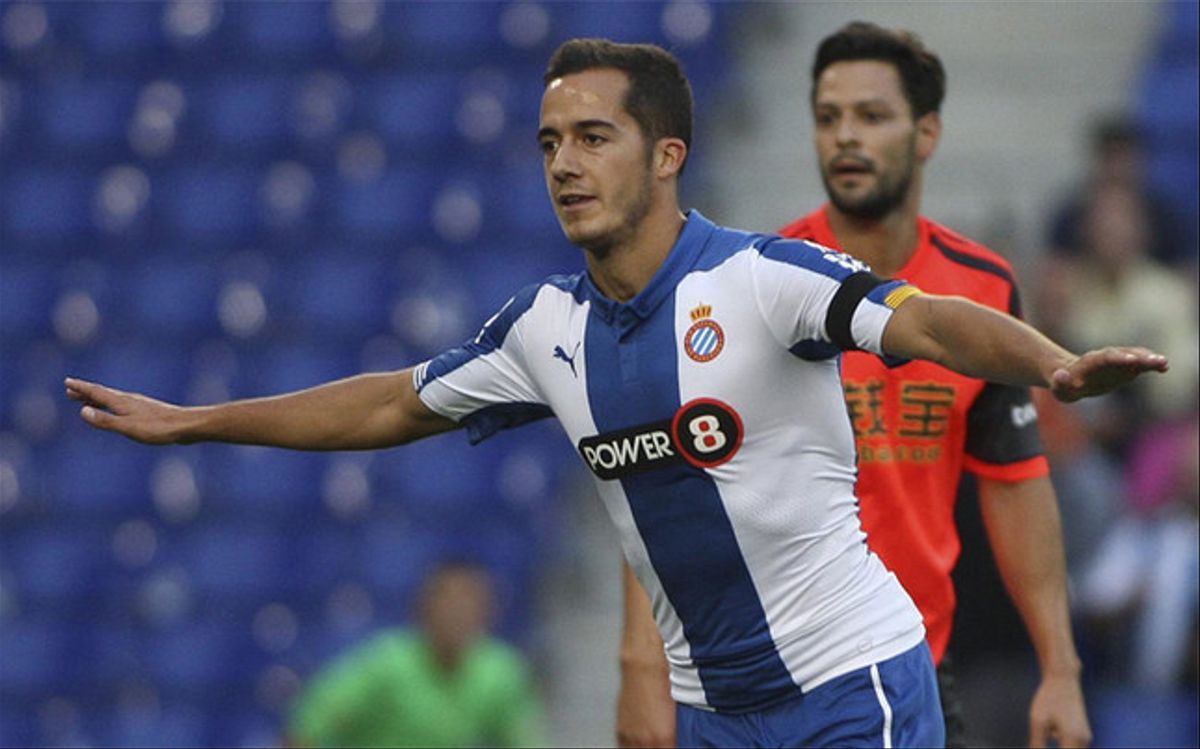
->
<box><xmin>420</xmin><ymin>566</ymin><xmax>494</xmax><ymax>667</ymax></box>
<box><xmin>539</xmin><ymin>68</ymin><xmax>654</xmax><ymax>255</ymax></box>
<box><xmin>813</xmin><ymin>60</ymin><xmax>924</xmax><ymax>220</ymax></box>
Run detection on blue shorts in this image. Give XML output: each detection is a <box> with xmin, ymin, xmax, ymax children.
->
<box><xmin>676</xmin><ymin>641</ymin><xmax>944</xmax><ymax>748</ymax></box>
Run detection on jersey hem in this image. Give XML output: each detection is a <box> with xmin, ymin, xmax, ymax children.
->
<box><xmin>798</xmin><ymin>623</ymin><xmax>927</xmax><ymax>692</ymax></box>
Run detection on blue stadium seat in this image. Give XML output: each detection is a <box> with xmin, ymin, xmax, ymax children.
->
<box><xmin>490</xmin><ymin>163</ymin><xmax>562</xmax><ymax>236</ymax></box>
<box><xmin>157</xmin><ymin>165</ymin><xmax>261</xmax><ymax>242</ymax></box>
<box><xmin>332</xmin><ymin>168</ymin><xmax>429</xmax><ymax>239</ymax></box>
<box><xmin>1</xmin><ymin>168</ymin><xmax>94</xmax><ymax>247</ymax></box>
<box><xmin>7</xmin><ymin>526</ymin><xmax>108</xmax><ymax>605</ymax></box>
<box><xmin>115</xmin><ymin>260</ymin><xmax>222</xmax><ymax>340</ymax></box>
<box><xmin>47</xmin><ymin>432</ymin><xmax>155</xmax><ymax>517</ymax></box>
<box><xmin>0</xmin><ymin>618</ymin><xmax>70</xmax><ymax>694</ymax></box>
<box><xmin>143</xmin><ymin>620</ymin><xmax>244</xmax><ymax>693</ymax></box>
<box><xmin>84</xmin><ymin>622</ymin><xmax>143</xmax><ymax>691</ymax></box>
<box><xmin>195</xmin><ymin>76</ymin><xmax>292</xmax><ymax>153</ymax></box>
<box><xmin>227</xmin><ymin>1</ymin><xmax>336</xmax><ymax>61</ymax></box>
<box><xmin>0</xmin><ymin>262</ymin><xmax>56</xmax><ymax>343</ymax></box>
<box><xmin>551</xmin><ymin>1</ymin><xmax>667</xmax><ymax>43</ymax></box>
<box><xmin>205</xmin><ymin>444</ymin><xmax>323</xmax><ymax>519</ymax></box>
<box><xmin>177</xmin><ymin>524</ymin><xmax>290</xmax><ymax>602</ymax></box>
<box><xmin>364</xmin><ymin>73</ymin><xmax>461</xmax><ymax>152</ymax></box>
<box><xmin>372</xmin><ymin>431</ymin><xmax>507</xmax><ymax>524</ymax></box>
<box><xmin>0</xmin><ymin>701</ymin><xmax>38</xmax><ymax>748</ymax></box>
<box><xmin>75</xmin><ymin>2</ymin><xmax>165</xmax><ymax>61</ymax></box>
<box><xmin>98</xmin><ymin>703</ymin><xmax>209</xmax><ymax>749</ymax></box>
<box><xmin>391</xmin><ymin>2</ymin><xmax>503</xmax><ymax>64</ymax></box>
<box><xmin>34</xmin><ymin>79</ymin><xmax>137</xmax><ymax>152</ymax></box>
<box><xmin>280</xmin><ymin>253</ymin><xmax>390</xmax><ymax>335</ymax></box>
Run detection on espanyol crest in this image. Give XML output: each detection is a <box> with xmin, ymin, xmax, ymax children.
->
<box><xmin>684</xmin><ymin>303</ymin><xmax>725</xmax><ymax>363</ymax></box>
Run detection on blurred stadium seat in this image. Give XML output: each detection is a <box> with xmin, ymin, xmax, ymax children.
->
<box><xmin>46</xmin><ymin>434</ymin><xmax>155</xmax><ymax>517</ymax></box>
<box><xmin>0</xmin><ymin>262</ymin><xmax>56</xmax><ymax>343</ymax></box>
<box><xmin>74</xmin><ymin>1</ymin><xmax>165</xmax><ymax>62</ymax></box>
<box><xmin>1</xmin><ymin>167</ymin><xmax>94</xmax><ymax>248</ymax></box>
<box><xmin>34</xmin><ymin>79</ymin><xmax>137</xmax><ymax>153</ymax></box>
<box><xmin>0</xmin><ymin>618</ymin><xmax>70</xmax><ymax>695</ymax></box>
<box><xmin>157</xmin><ymin>165</ymin><xmax>261</xmax><ymax>242</ymax></box>
<box><xmin>176</xmin><ymin>524</ymin><xmax>290</xmax><ymax>604</ymax></box>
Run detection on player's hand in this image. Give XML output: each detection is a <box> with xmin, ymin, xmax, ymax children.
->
<box><xmin>1050</xmin><ymin>347</ymin><xmax>1168</xmax><ymax>403</ymax></box>
<box><xmin>1028</xmin><ymin>673</ymin><xmax>1092</xmax><ymax>748</ymax></box>
<box><xmin>65</xmin><ymin>377</ymin><xmax>190</xmax><ymax>445</ymax></box>
<box><xmin>616</xmin><ymin>664</ymin><xmax>676</xmax><ymax>748</ymax></box>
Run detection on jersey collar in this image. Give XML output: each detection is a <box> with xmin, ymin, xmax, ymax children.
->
<box><xmin>581</xmin><ymin>209</ymin><xmax>716</xmax><ymax>337</ymax></box>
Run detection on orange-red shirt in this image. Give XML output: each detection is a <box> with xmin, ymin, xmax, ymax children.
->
<box><xmin>779</xmin><ymin>206</ymin><xmax>1050</xmax><ymax>664</ymax></box>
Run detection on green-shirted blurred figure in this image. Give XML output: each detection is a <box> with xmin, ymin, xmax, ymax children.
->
<box><xmin>288</xmin><ymin>561</ymin><xmax>544</xmax><ymax>748</ymax></box>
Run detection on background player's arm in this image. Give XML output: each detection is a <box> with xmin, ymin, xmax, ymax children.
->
<box><xmin>979</xmin><ymin>476</ymin><xmax>1093</xmax><ymax>748</ymax></box>
<box><xmin>616</xmin><ymin>561</ymin><xmax>676</xmax><ymax>749</ymax></box>
<box><xmin>66</xmin><ymin>369</ymin><xmax>458</xmax><ymax>449</ymax></box>
<box><xmin>880</xmin><ymin>294</ymin><xmax>1168</xmax><ymax>400</ymax></box>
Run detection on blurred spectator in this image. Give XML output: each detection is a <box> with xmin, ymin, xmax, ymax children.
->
<box><xmin>1075</xmin><ymin>415</ymin><xmax>1199</xmax><ymax>691</ymax></box>
<box><xmin>1046</xmin><ymin>115</ymin><xmax>1192</xmax><ymax>267</ymax></box>
<box><xmin>1036</xmin><ymin>180</ymin><xmax>1198</xmax><ymax>460</ymax></box>
<box><xmin>287</xmin><ymin>561</ymin><xmax>544</xmax><ymax>748</ymax></box>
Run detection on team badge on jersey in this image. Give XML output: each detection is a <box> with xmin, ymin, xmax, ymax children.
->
<box><xmin>684</xmin><ymin>304</ymin><xmax>725</xmax><ymax>362</ymax></box>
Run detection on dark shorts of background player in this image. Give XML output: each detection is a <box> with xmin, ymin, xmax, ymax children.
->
<box><xmin>937</xmin><ymin>654</ymin><xmax>970</xmax><ymax>748</ymax></box>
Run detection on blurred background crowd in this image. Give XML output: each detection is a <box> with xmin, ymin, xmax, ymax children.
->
<box><xmin>0</xmin><ymin>2</ymin><xmax>1195</xmax><ymax>747</ymax></box>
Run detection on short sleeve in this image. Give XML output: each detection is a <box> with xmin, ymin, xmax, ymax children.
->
<box><xmin>751</xmin><ymin>237</ymin><xmax>921</xmax><ymax>356</ymax></box>
<box><xmin>415</xmin><ymin>284</ymin><xmax>553</xmax><ymax>443</ymax></box>
<box><xmin>963</xmin><ymin>381</ymin><xmax>1049</xmax><ymax>481</ymax></box>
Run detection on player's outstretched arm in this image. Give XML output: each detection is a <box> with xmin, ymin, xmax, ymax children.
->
<box><xmin>617</xmin><ymin>561</ymin><xmax>676</xmax><ymax>749</ymax></box>
<box><xmin>880</xmin><ymin>294</ymin><xmax>1168</xmax><ymax>401</ymax></box>
<box><xmin>65</xmin><ymin>369</ymin><xmax>458</xmax><ymax>450</ymax></box>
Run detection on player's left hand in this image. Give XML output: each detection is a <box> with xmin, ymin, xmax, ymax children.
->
<box><xmin>1028</xmin><ymin>673</ymin><xmax>1092</xmax><ymax>748</ymax></box>
<box><xmin>1050</xmin><ymin>347</ymin><xmax>1168</xmax><ymax>403</ymax></box>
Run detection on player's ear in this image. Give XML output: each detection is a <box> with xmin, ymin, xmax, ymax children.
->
<box><xmin>655</xmin><ymin>137</ymin><xmax>688</xmax><ymax>179</ymax></box>
<box><xmin>915</xmin><ymin>112</ymin><xmax>941</xmax><ymax>162</ymax></box>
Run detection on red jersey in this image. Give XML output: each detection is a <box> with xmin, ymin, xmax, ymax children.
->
<box><xmin>779</xmin><ymin>206</ymin><xmax>1050</xmax><ymax>664</ymax></box>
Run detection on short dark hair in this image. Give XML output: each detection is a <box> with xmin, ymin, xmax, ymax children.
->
<box><xmin>544</xmin><ymin>38</ymin><xmax>693</xmax><ymax>154</ymax></box>
<box><xmin>812</xmin><ymin>22</ymin><xmax>946</xmax><ymax>119</ymax></box>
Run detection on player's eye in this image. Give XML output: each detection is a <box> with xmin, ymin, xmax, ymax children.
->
<box><xmin>583</xmin><ymin>133</ymin><xmax>606</xmax><ymax>147</ymax></box>
<box><xmin>539</xmin><ymin>139</ymin><xmax>558</xmax><ymax>155</ymax></box>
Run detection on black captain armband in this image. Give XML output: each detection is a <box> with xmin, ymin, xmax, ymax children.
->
<box><xmin>824</xmin><ymin>271</ymin><xmax>889</xmax><ymax>351</ymax></box>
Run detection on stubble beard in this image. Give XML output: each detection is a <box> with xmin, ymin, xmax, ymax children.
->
<box><xmin>576</xmin><ymin>168</ymin><xmax>655</xmax><ymax>260</ymax></box>
<box><xmin>823</xmin><ymin>145</ymin><xmax>916</xmax><ymax>222</ymax></box>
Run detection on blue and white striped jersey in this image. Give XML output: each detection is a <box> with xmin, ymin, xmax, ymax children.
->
<box><xmin>415</xmin><ymin>211</ymin><xmax>926</xmax><ymax>712</ymax></box>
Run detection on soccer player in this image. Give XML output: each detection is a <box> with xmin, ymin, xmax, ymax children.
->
<box><xmin>288</xmin><ymin>561</ymin><xmax>543</xmax><ymax>748</ymax></box>
<box><xmin>615</xmin><ymin>22</ymin><xmax>1094</xmax><ymax>749</ymax></box>
<box><xmin>68</xmin><ymin>39</ymin><xmax>1166</xmax><ymax>749</ymax></box>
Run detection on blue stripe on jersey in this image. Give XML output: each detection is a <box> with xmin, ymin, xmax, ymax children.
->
<box><xmin>583</xmin><ymin>290</ymin><xmax>800</xmax><ymax>713</ymax></box>
<box><xmin>757</xmin><ymin>236</ymin><xmax>866</xmax><ymax>281</ymax></box>
<box><xmin>462</xmin><ymin>402</ymin><xmax>554</xmax><ymax>445</ymax></box>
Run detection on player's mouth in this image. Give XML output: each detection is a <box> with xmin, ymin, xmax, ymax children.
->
<box><xmin>830</xmin><ymin>158</ymin><xmax>873</xmax><ymax>178</ymax></box>
<box><xmin>558</xmin><ymin>193</ymin><xmax>596</xmax><ymax>213</ymax></box>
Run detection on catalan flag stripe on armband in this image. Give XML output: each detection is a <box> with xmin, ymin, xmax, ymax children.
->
<box><xmin>884</xmin><ymin>285</ymin><xmax>923</xmax><ymax>309</ymax></box>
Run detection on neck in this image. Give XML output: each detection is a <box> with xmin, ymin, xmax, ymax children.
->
<box><xmin>825</xmin><ymin>175</ymin><xmax>923</xmax><ymax>278</ymax></box>
<box><xmin>585</xmin><ymin>197</ymin><xmax>686</xmax><ymax>303</ymax></box>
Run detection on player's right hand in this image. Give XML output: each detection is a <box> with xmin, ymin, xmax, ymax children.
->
<box><xmin>65</xmin><ymin>377</ymin><xmax>190</xmax><ymax>445</ymax></box>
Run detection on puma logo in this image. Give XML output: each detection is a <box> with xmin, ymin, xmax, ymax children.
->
<box><xmin>554</xmin><ymin>342</ymin><xmax>581</xmax><ymax>378</ymax></box>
